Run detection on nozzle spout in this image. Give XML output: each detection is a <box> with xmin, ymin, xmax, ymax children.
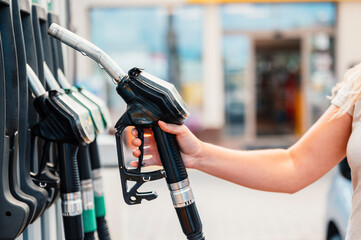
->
<box><xmin>48</xmin><ymin>23</ymin><xmax>126</xmax><ymax>83</ymax></box>
<box><xmin>43</xmin><ymin>62</ymin><xmax>61</xmax><ymax>91</ymax></box>
<box><xmin>26</xmin><ymin>64</ymin><xmax>46</xmax><ymax>97</ymax></box>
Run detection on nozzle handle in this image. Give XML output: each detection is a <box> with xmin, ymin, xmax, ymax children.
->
<box><xmin>48</xmin><ymin>23</ymin><xmax>126</xmax><ymax>83</ymax></box>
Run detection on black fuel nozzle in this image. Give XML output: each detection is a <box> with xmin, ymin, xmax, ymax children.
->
<box><xmin>49</xmin><ymin>24</ymin><xmax>205</xmax><ymax>240</ymax></box>
<box><xmin>27</xmin><ymin>64</ymin><xmax>98</xmax><ymax>240</ymax></box>
<box><xmin>27</xmin><ymin>65</ymin><xmax>95</xmax><ymax>144</ymax></box>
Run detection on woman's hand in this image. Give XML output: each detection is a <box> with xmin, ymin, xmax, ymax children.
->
<box><xmin>130</xmin><ymin>121</ymin><xmax>203</xmax><ymax>169</ymax></box>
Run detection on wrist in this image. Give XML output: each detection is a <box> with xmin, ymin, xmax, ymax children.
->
<box><xmin>188</xmin><ymin>140</ymin><xmax>206</xmax><ymax>170</ymax></box>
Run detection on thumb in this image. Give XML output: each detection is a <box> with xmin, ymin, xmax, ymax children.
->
<box><xmin>158</xmin><ymin>121</ymin><xmax>187</xmax><ymax>136</ymax></box>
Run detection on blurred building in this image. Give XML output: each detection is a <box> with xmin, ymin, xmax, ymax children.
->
<box><xmin>67</xmin><ymin>0</ymin><xmax>361</xmax><ymax>148</ymax></box>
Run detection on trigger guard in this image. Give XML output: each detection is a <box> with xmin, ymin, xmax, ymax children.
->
<box><xmin>131</xmin><ymin>191</ymin><xmax>158</xmax><ymax>204</ymax></box>
<box><xmin>115</xmin><ymin>113</ymin><xmax>166</xmax><ymax>205</ymax></box>
<box><xmin>127</xmin><ymin>181</ymin><xmax>158</xmax><ymax>205</ymax></box>
<box><xmin>121</xmin><ymin>170</ymin><xmax>165</xmax><ymax>205</ymax></box>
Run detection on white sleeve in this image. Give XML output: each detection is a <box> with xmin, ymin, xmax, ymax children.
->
<box><xmin>331</xmin><ymin>81</ymin><xmax>354</xmax><ymax>116</ymax></box>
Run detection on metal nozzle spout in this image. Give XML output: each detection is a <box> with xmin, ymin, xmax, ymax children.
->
<box><xmin>48</xmin><ymin>23</ymin><xmax>126</xmax><ymax>84</ymax></box>
<box><xmin>26</xmin><ymin>64</ymin><xmax>46</xmax><ymax>97</ymax></box>
<box><xmin>43</xmin><ymin>62</ymin><xmax>61</xmax><ymax>91</ymax></box>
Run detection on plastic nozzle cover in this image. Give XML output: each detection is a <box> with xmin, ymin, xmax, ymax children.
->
<box><xmin>48</xmin><ymin>23</ymin><xmax>126</xmax><ymax>83</ymax></box>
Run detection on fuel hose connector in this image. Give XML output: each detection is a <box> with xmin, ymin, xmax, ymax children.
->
<box><xmin>61</xmin><ymin>191</ymin><xmax>82</xmax><ymax>217</ymax></box>
<box><xmin>61</xmin><ymin>191</ymin><xmax>83</xmax><ymax>240</ymax></box>
<box><xmin>169</xmin><ymin>179</ymin><xmax>204</xmax><ymax>240</ymax></box>
<box><xmin>168</xmin><ymin>179</ymin><xmax>194</xmax><ymax>208</ymax></box>
<box><xmin>153</xmin><ymin>126</ymin><xmax>204</xmax><ymax>240</ymax></box>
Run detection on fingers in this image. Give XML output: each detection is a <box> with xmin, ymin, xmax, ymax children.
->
<box><xmin>131</xmin><ymin>137</ymin><xmax>142</xmax><ymax>147</ymax></box>
<box><xmin>131</xmin><ymin>128</ymin><xmax>153</xmax><ymax>149</ymax></box>
<box><xmin>158</xmin><ymin>120</ymin><xmax>188</xmax><ymax>136</ymax></box>
<box><xmin>132</xmin><ymin>148</ymin><xmax>141</xmax><ymax>157</ymax></box>
<box><xmin>131</xmin><ymin>128</ymin><xmax>138</xmax><ymax>137</ymax></box>
<box><xmin>130</xmin><ymin>127</ymin><xmax>161</xmax><ymax>168</ymax></box>
<box><xmin>132</xmin><ymin>123</ymin><xmax>188</xmax><ymax>137</ymax></box>
<box><xmin>130</xmin><ymin>161</ymin><xmax>139</xmax><ymax>168</ymax></box>
<box><xmin>132</xmin><ymin>146</ymin><xmax>153</xmax><ymax>157</ymax></box>
<box><xmin>131</xmin><ymin>128</ymin><xmax>153</xmax><ymax>137</ymax></box>
<box><xmin>132</xmin><ymin>123</ymin><xmax>188</xmax><ymax>138</ymax></box>
<box><xmin>130</xmin><ymin>156</ymin><xmax>160</xmax><ymax>167</ymax></box>
<box><xmin>131</xmin><ymin>135</ymin><xmax>153</xmax><ymax>147</ymax></box>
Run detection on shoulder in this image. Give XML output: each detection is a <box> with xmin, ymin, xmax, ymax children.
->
<box><xmin>330</xmin><ymin>65</ymin><xmax>361</xmax><ymax>117</ymax></box>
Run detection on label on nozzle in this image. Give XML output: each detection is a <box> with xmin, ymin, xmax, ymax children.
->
<box><xmin>168</xmin><ymin>178</ymin><xmax>195</xmax><ymax>208</ymax></box>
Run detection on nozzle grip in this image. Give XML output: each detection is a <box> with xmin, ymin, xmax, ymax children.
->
<box><xmin>58</xmin><ymin>143</ymin><xmax>80</xmax><ymax>194</ymax></box>
<box><xmin>152</xmin><ymin>125</ymin><xmax>187</xmax><ymax>184</ymax></box>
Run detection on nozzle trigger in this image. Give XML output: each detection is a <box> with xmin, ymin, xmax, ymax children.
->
<box><xmin>136</xmin><ymin>127</ymin><xmax>144</xmax><ymax>171</ymax></box>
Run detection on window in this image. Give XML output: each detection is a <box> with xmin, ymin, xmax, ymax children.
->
<box><xmin>88</xmin><ymin>6</ymin><xmax>204</xmax><ymax>116</ymax></box>
<box><xmin>222</xmin><ymin>3</ymin><xmax>336</xmax><ymax>31</ymax></box>
<box><xmin>223</xmin><ymin>35</ymin><xmax>250</xmax><ymax>135</ymax></box>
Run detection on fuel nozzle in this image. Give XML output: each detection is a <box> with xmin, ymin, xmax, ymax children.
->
<box><xmin>48</xmin><ymin>23</ymin><xmax>126</xmax><ymax>84</ymax></box>
<box><xmin>49</xmin><ymin>24</ymin><xmax>204</xmax><ymax>240</ymax></box>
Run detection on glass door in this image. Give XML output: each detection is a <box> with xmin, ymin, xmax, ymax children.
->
<box><xmin>255</xmin><ymin>39</ymin><xmax>301</xmax><ymax>136</ymax></box>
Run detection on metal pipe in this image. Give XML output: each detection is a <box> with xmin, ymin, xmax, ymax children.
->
<box><xmin>57</xmin><ymin>69</ymin><xmax>72</xmax><ymax>89</ymax></box>
<box><xmin>26</xmin><ymin>64</ymin><xmax>46</xmax><ymax>97</ymax></box>
<box><xmin>43</xmin><ymin>62</ymin><xmax>61</xmax><ymax>91</ymax></box>
<box><xmin>48</xmin><ymin>23</ymin><xmax>126</xmax><ymax>83</ymax></box>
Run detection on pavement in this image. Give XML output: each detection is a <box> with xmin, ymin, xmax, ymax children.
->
<box><xmin>102</xmin><ymin>166</ymin><xmax>334</xmax><ymax>240</ymax></box>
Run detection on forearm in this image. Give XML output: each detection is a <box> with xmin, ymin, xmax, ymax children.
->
<box><xmin>191</xmin><ymin>106</ymin><xmax>351</xmax><ymax>194</ymax></box>
<box><xmin>153</xmin><ymin>107</ymin><xmax>350</xmax><ymax>194</ymax></box>
<box><xmin>193</xmin><ymin>142</ymin><xmax>301</xmax><ymax>194</ymax></box>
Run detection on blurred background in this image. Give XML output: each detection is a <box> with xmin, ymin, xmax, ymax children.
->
<box><xmin>47</xmin><ymin>0</ymin><xmax>360</xmax><ymax>239</ymax></box>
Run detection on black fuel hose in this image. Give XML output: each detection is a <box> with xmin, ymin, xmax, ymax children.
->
<box><xmin>96</xmin><ymin>216</ymin><xmax>111</xmax><ymax>240</ymax></box>
<box><xmin>89</xmin><ymin>140</ymin><xmax>111</xmax><ymax>240</ymax></box>
<box><xmin>58</xmin><ymin>143</ymin><xmax>83</xmax><ymax>240</ymax></box>
<box><xmin>77</xmin><ymin>145</ymin><xmax>97</xmax><ymax>240</ymax></box>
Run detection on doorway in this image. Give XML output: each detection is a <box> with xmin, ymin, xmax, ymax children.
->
<box><xmin>255</xmin><ymin>39</ymin><xmax>301</xmax><ymax>136</ymax></box>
